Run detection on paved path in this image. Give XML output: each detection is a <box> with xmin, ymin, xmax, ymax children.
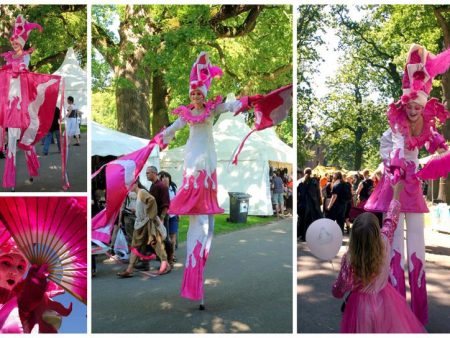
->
<box><xmin>298</xmin><ymin>224</ymin><xmax>450</xmax><ymax>333</ymax></box>
<box><xmin>0</xmin><ymin>133</ymin><xmax>87</xmax><ymax>192</ymax></box>
<box><xmin>92</xmin><ymin>218</ymin><xmax>293</xmax><ymax>333</ymax></box>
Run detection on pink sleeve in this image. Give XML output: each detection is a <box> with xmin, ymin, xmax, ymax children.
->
<box><xmin>332</xmin><ymin>253</ymin><xmax>354</xmax><ymax>299</ymax></box>
<box><xmin>381</xmin><ymin>199</ymin><xmax>401</xmax><ymax>245</ymax></box>
<box><xmin>426</xmin><ymin>129</ymin><xmax>448</xmax><ymax>154</ymax></box>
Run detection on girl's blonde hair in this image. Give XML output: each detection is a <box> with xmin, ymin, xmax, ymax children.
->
<box><xmin>348</xmin><ymin>212</ymin><xmax>384</xmax><ymax>286</ymax></box>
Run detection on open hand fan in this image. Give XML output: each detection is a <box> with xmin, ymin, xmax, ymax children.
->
<box><xmin>0</xmin><ymin>221</ymin><xmax>11</xmax><ymax>247</ymax></box>
<box><xmin>416</xmin><ymin>150</ymin><xmax>450</xmax><ymax>180</ymax></box>
<box><xmin>0</xmin><ymin>197</ymin><xmax>87</xmax><ymax>304</ymax></box>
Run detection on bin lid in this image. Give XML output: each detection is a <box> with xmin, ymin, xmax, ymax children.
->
<box><xmin>228</xmin><ymin>192</ymin><xmax>251</xmax><ymax>199</ymax></box>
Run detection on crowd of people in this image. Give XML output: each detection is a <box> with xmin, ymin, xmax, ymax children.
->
<box><xmin>92</xmin><ymin>166</ymin><xmax>179</xmax><ymax>278</ymax></box>
<box><xmin>269</xmin><ymin>166</ymin><xmax>293</xmax><ymax>218</ymax></box>
<box><xmin>297</xmin><ymin>167</ymin><xmax>382</xmax><ymax>241</ymax></box>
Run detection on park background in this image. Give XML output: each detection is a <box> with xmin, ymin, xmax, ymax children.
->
<box><xmin>297</xmin><ymin>4</ymin><xmax>450</xmax><ymax>333</ymax></box>
<box><xmin>298</xmin><ymin>4</ymin><xmax>450</xmax><ymax>202</ymax></box>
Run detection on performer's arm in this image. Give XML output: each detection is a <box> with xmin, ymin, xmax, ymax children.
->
<box><xmin>380</xmin><ymin>182</ymin><xmax>403</xmax><ymax>245</ymax></box>
<box><xmin>162</xmin><ymin>117</ymin><xmax>186</xmax><ymax>145</ymax></box>
<box><xmin>214</xmin><ymin>98</ymin><xmax>251</xmax><ymax>116</ymax></box>
<box><xmin>425</xmin><ymin>128</ymin><xmax>448</xmax><ymax>154</ymax></box>
<box><xmin>332</xmin><ymin>253</ymin><xmax>353</xmax><ymax>299</ymax></box>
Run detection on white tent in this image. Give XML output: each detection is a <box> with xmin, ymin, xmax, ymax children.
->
<box><xmin>91</xmin><ymin>121</ymin><xmax>160</xmax><ymax>188</ymax></box>
<box><xmin>160</xmin><ymin>104</ymin><xmax>293</xmax><ymax>216</ymax></box>
<box><xmin>53</xmin><ymin>48</ymin><xmax>87</xmax><ymax>124</ymax></box>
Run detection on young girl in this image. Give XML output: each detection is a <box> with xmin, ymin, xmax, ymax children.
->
<box><xmin>332</xmin><ymin>182</ymin><xmax>425</xmax><ymax>333</ymax></box>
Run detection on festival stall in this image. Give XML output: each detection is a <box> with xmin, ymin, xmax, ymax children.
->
<box><xmin>53</xmin><ymin>48</ymin><xmax>87</xmax><ymax>124</ymax></box>
<box><xmin>91</xmin><ymin>121</ymin><xmax>160</xmax><ymax>189</ymax></box>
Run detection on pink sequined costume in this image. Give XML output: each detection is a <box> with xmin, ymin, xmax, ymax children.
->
<box><xmin>365</xmin><ymin>44</ymin><xmax>450</xmax><ymax>325</ymax></box>
<box><xmin>160</xmin><ymin>52</ymin><xmax>249</xmax><ymax>301</ymax></box>
<box><xmin>333</xmin><ymin>199</ymin><xmax>426</xmax><ymax>333</ymax></box>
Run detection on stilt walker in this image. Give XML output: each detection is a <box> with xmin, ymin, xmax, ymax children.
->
<box><xmin>0</xmin><ymin>15</ymin><xmax>66</xmax><ymax>190</ymax></box>
<box><xmin>161</xmin><ymin>52</ymin><xmax>249</xmax><ymax>308</ymax></box>
<box><xmin>365</xmin><ymin>43</ymin><xmax>450</xmax><ymax>324</ymax></box>
<box><xmin>160</xmin><ymin>52</ymin><xmax>292</xmax><ymax>309</ymax></box>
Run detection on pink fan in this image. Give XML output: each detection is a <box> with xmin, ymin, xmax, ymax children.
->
<box><xmin>0</xmin><ymin>197</ymin><xmax>87</xmax><ymax>304</ymax></box>
<box><xmin>416</xmin><ymin>150</ymin><xmax>450</xmax><ymax>180</ymax></box>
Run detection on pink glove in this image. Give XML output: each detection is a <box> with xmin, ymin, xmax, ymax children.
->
<box><xmin>18</xmin><ymin>264</ymin><xmax>49</xmax><ymax>316</ymax></box>
<box><xmin>151</xmin><ymin>128</ymin><xmax>168</xmax><ymax>151</ymax></box>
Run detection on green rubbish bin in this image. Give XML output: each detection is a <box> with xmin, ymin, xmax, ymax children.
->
<box><xmin>228</xmin><ymin>192</ymin><xmax>251</xmax><ymax>223</ymax></box>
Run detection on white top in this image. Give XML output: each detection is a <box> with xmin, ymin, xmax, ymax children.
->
<box><xmin>163</xmin><ymin>100</ymin><xmax>242</xmax><ymax>186</ymax></box>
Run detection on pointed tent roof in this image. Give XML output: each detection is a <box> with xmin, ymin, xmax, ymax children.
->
<box><xmin>53</xmin><ymin>48</ymin><xmax>87</xmax><ymax>118</ymax></box>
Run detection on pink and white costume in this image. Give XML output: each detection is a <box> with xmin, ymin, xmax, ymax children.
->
<box><xmin>0</xmin><ymin>15</ymin><xmax>46</xmax><ymax>188</ymax></box>
<box><xmin>161</xmin><ymin>52</ymin><xmax>248</xmax><ymax>300</ymax></box>
<box><xmin>365</xmin><ymin>44</ymin><xmax>450</xmax><ymax>325</ymax></box>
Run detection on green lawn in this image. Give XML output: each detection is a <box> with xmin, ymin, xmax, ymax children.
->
<box><xmin>60</xmin><ymin>124</ymin><xmax>87</xmax><ymax>133</ymax></box>
<box><xmin>177</xmin><ymin>214</ymin><xmax>277</xmax><ymax>243</ymax></box>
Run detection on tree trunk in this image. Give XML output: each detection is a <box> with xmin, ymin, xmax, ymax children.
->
<box><xmin>114</xmin><ymin>5</ymin><xmax>152</xmax><ymax>138</ymax></box>
<box><xmin>115</xmin><ymin>63</ymin><xmax>151</xmax><ymax>138</ymax></box>
<box><xmin>151</xmin><ymin>71</ymin><xmax>169</xmax><ymax>136</ymax></box>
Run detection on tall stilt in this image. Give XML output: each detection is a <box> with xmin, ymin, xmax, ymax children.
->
<box><xmin>199</xmin><ymin>298</ymin><xmax>205</xmax><ymax>310</ymax></box>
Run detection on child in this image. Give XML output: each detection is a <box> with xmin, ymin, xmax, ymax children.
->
<box><xmin>332</xmin><ymin>182</ymin><xmax>426</xmax><ymax>333</ymax></box>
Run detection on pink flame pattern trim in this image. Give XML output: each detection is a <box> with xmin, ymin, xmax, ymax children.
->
<box><xmin>409</xmin><ymin>253</ymin><xmax>428</xmax><ymax>325</ymax></box>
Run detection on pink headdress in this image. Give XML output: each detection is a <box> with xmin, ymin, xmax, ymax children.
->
<box><xmin>0</xmin><ymin>238</ymin><xmax>27</xmax><ymax>265</ymax></box>
<box><xmin>10</xmin><ymin>15</ymin><xmax>43</xmax><ymax>48</ymax></box>
<box><xmin>401</xmin><ymin>43</ymin><xmax>450</xmax><ymax>106</ymax></box>
<box><xmin>189</xmin><ymin>52</ymin><xmax>223</xmax><ymax>98</ymax></box>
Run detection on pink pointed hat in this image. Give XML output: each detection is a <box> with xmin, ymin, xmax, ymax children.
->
<box><xmin>401</xmin><ymin>43</ymin><xmax>450</xmax><ymax>106</ymax></box>
<box><xmin>10</xmin><ymin>14</ymin><xmax>43</xmax><ymax>48</ymax></box>
<box><xmin>189</xmin><ymin>52</ymin><xmax>223</xmax><ymax>97</ymax></box>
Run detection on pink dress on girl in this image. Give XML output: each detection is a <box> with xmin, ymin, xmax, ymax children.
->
<box><xmin>332</xmin><ymin>199</ymin><xmax>426</xmax><ymax>333</ymax></box>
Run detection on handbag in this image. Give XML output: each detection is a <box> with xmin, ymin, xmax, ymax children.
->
<box><xmin>156</xmin><ymin>217</ymin><xmax>167</xmax><ymax>240</ymax></box>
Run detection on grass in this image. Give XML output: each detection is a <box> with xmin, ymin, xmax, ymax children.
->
<box><xmin>177</xmin><ymin>214</ymin><xmax>277</xmax><ymax>243</ymax></box>
<box><xmin>60</xmin><ymin>124</ymin><xmax>87</xmax><ymax>133</ymax></box>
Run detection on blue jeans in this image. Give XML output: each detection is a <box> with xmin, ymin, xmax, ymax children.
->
<box><xmin>43</xmin><ymin>130</ymin><xmax>61</xmax><ymax>154</ymax></box>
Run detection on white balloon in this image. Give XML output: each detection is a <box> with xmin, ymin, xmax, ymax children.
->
<box><xmin>306</xmin><ymin>218</ymin><xmax>343</xmax><ymax>260</ymax></box>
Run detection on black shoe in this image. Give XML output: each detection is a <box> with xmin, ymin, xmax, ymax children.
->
<box><xmin>134</xmin><ymin>262</ymin><xmax>149</xmax><ymax>270</ymax></box>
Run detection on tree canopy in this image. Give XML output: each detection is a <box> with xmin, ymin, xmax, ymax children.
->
<box><xmin>0</xmin><ymin>5</ymin><xmax>87</xmax><ymax>73</ymax></box>
<box><xmin>298</xmin><ymin>5</ymin><xmax>450</xmax><ymax>171</ymax></box>
<box><xmin>92</xmin><ymin>5</ymin><xmax>293</xmax><ymax>146</ymax></box>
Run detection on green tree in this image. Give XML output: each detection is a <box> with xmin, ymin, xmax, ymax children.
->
<box><xmin>297</xmin><ymin>5</ymin><xmax>328</xmax><ymax>167</ymax></box>
<box><xmin>319</xmin><ymin>60</ymin><xmax>386</xmax><ymax>170</ymax></box>
<box><xmin>92</xmin><ymin>5</ymin><xmax>292</xmax><ymax>141</ymax></box>
<box><xmin>330</xmin><ymin>5</ymin><xmax>450</xmax><ymax>199</ymax></box>
<box><xmin>0</xmin><ymin>5</ymin><xmax>87</xmax><ymax>73</ymax></box>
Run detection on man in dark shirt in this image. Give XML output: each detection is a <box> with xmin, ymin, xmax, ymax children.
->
<box><xmin>43</xmin><ymin>107</ymin><xmax>61</xmax><ymax>155</ymax></box>
<box><xmin>146</xmin><ymin>166</ymin><xmax>174</xmax><ymax>265</ymax></box>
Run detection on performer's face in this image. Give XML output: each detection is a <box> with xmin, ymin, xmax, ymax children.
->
<box><xmin>0</xmin><ymin>254</ymin><xmax>26</xmax><ymax>291</ymax></box>
<box><xmin>11</xmin><ymin>40</ymin><xmax>22</xmax><ymax>53</ymax></box>
<box><xmin>190</xmin><ymin>89</ymin><xmax>205</xmax><ymax>105</ymax></box>
<box><xmin>405</xmin><ymin>101</ymin><xmax>424</xmax><ymax>123</ymax></box>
